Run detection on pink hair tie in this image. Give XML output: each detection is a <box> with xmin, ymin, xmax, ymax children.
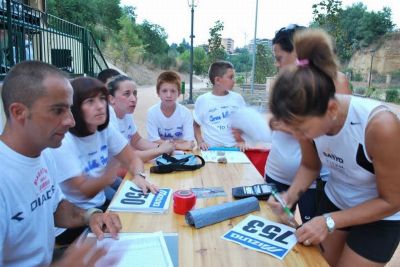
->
<box><xmin>296</xmin><ymin>59</ymin><xmax>309</xmax><ymax>67</ymax></box>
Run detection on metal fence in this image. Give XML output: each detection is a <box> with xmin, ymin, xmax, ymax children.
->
<box><xmin>0</xmin><ymin>0</ymin><xmax>108</xmax><ymax>79</ymax></box>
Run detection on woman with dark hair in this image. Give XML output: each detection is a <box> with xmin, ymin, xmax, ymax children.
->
<box><xmin>265</xmin><ymin>24</ymin><xmax>352</xmax><ymax>224</ymax></box>
<box><xmin>51</xmin><ymin>77</ymin><xmax>158</xmax><ymax>245</ymax></box>
<box><xmin>268</xmin><ymin>28</ymin><xmax>400</xmax><ymax>266</ymax></box>
<box><xmin>108</xmin><ymin>75</ymin><xmax>175</xmax><ymax>162</ymax></box>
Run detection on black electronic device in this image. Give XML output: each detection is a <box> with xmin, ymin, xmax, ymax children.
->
<box><xmin>232</xmin><ymin>183</ymin><xmax>274</xmax><ymax>200</ymax></box>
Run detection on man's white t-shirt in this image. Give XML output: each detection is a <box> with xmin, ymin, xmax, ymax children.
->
<box><xmin>147</xmin><ymin>102</ymin><xmax>194</xmax><ymax>142</ymax></box>
<box><xmin>109</xmin><ymin>106</ymin><xmax>137</xmax><ymax>141</ymax></box>
<box><xmin>0</xmin><ymin>141</ymin><xmax>64</xmax><ymax>267</ymax></box>
<box><xmin>50</xmin><ymin>125</ymin><xmax>127</xmax><ymax>209</ymax></box>
<box><xmin>0</xmin><ymin>115</ymin><xmax>4</xmax><ymax>134</ymax></box>
<box><xmin>193</xmin><ymin>91</ymin><xmax>246</xmax><ymax>147</ymax></box>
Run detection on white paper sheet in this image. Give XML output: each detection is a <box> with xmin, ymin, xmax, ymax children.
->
<box><xmin>201</xmin><ymin>150</ymin><xmax>251</xmax><ymax>164</ymax></box>
<box><xmin>88</xmin><ymin>232</ymin><xmax>174</xmax><ymax>267</ymax></box>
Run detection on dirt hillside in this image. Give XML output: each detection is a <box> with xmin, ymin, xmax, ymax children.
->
<box><xmin>347</xmin><ymin>32</ymin><xmax>400</xmax><ymax>78</ymax></box>
<box><xmin>107</xmin><ymin>60</ymin><xmax>202</xmax><ymax>86</ymax></box>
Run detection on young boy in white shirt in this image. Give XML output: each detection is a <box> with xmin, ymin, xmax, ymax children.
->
<box><xmin>147</xmin><ymin>71</ymin><xmax>195</xmax><ymax>151</ymax></box>
<box><xmin>193</xmin><ymin>61</ymin><xmax>246</xmax><ymax>150</ymax></box>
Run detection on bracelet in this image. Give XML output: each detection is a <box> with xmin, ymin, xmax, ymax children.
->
<box><xmin>83</xmin><ymin>208</ymin><xmax>103</xmax><ymax>226</ymax></box>
<box><xmin>135</xmin><ymin>171</ymin><xmax>146</xmax><ymax>179</ymax></box>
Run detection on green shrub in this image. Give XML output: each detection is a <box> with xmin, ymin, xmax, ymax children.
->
<box><xmin>390</xmin><ymin>70</ymin><xmax>400</xmax><ymax>85</ymax></box>
<box><xmin>178</xmin><ymin>61</ymin><xmax>190</xmax><ymax>73</ymax></box>
<box><xmin>386</xmin><ymin>89</ymin><xmax>400</xmax><ymax>103</ymax></box>
<box><xmin>353</xmin><ymin>87</ymin><xmax>366</xmax><ymax>95</ymax></box>
<box><xmin>235</xmin><ymin>75</ymin><xmax>245</xmax><ymax>86</ymax></box>
<box><xmin>366</xmin><ymin>87</ymin><xmax>376</xmax><ymax>97</ymax></box>
<box><xmin>353</xmin><ymin>72</ymin><xmax>363</xmax><ymax>82</ymax></box>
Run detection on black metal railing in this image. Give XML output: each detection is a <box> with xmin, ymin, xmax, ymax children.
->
<box><xmin>0</xmin><ymin>0</ymin><xmax>108</xmax><ymax>79</ymax></box>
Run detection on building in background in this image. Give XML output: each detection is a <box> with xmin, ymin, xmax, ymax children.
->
<box><xmin>221</xmin><ymin>38</ymin><xmax>234</xmax><ymax>54</ymax></box>
<box><xmin>247</xmin><ymin>38</ymin><xmax>272</xmax><ymax>53</ymax></box>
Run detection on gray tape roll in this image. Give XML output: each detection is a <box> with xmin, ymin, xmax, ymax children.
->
<box><xmin>185</xmin><ymin>197</ymin><xmax>260</xmax><ymax>229</ymax></box>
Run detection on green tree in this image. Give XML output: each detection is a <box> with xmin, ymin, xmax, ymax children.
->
<box><xmin>357</xmin><ymin>7</ymin><xmax>394</xmax><ymax>47</ymax></box>
<box><xmin>179</xmin><ymin>47</ymin><xmax>208</xmax><ymax>75</ymax></box>
<box><xmin>48</xmin><ymin>0</ymin><xmax>122</xmax><ymax>31</ymax></box>
<box><xmin>138</xmin><ymin>20</ymin><xmax>169</xmax><ymax>56</ymax></box>
<box><xmin>255</xmin><ymin>44</ymin><xmax>275</xmax><ymax>83</ymax></box>
<box><xmin>94</xmin><ymin>0</ymin><xmax>122</xmax><ymax>31</ymax></box>
<box><xmin>230</xmin><ymin>48</ymin><xmax>252</xmax><ymax>73</ymax></box>
<box><xmin>208</xmin><ymin>20</ymin><xmax>226</xmax><ymax>63</ymax></box>
<box><xmin>193</xmin><ymin>47</ymin><xmax>209</xmax><ymax>75</ymax></box>
<box><xmin>312</xmin><ymin>0</ymin><xmax>394</xmax><ymax>62</ymax></box>
<box><xmin>48</xmin><ymin>0</ymin><xmax>97</xmax><ymax>28</ymax></box>
<box><xmin>106</xmin><ymin>15</ymin><xmax>144</xmax><ymax>72</ymax></box>
<box><xmin>122</xmin><ymin>5</ymin><xmax>137</xmax><ymax>22</ymax></box>
<box><xmin>311</xmin><ymin>0</ymin><xmax>348</xmax><ymax>60</ymax></box>
<box><xmin>176</xmin><ymin>39</ymin><xmax>190</xmax><ymax>54</ymax></box>
<box><xmin>48</xmin><ymin>0</ymin><xmax>123</xmax><ymax>44</ymax></box>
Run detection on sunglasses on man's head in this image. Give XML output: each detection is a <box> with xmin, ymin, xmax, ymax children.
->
<box><xmin>276</xmin><ymin>24</ymin><xmax>304</xmax><ymax>34</ymax></box>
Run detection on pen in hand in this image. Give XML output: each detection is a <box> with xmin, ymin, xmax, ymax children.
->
<box><xmin>270</xmin><ymin>188</ymin><xmax>326</xmax><ymax>250</ymax></box>
<box><xmin>270</xmin><ymin>188</ymin><xmax>299</xmax><ymax>228</ymax></box>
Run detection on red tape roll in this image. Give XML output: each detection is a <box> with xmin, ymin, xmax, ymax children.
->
<box><xmin>173</xmin><ymin>190</ymin><xmax>196</xmax><ymax>215</ymax></box>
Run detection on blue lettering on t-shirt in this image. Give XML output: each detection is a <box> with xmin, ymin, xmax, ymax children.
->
<box><xmin>84</xmin><ymin>156</ymin><xmax>108</xmax><ymax>173</ymax></box>
<box><xmin>100</xmin><ymin>155</ymin><xmax>108</xmax><ymax>165</ymax></box>
<box><xmin>209</xmin><ymin>114</ymin><xmax>222</xmax><ymax>122</ymax></box>
<box><xmin>30</xmin><ymin>185</ymin><xmax>55</xmax><ymax>211</ymax></box>
<box><xmin>174</xmin><ymin>131</ymin><xmax>183</xmax><ymax>137</ymax></box>
<box><xmin>222</xmin><ymin>111</ymin><xmax>230</xmax><ymax>118</ymax></box>
<box><xmin>161</xmin><ymin>132</ymin><xmax>174</xmax><ymax>139</ymax></box>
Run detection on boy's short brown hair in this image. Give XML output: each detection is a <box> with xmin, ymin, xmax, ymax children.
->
<box><xmin>208</xmin><ymin>61</ymin><xmax>234</xmax><ymax>85</ymax></box>
<box><xmin>156</xmin><ymin>71</ymin><xmax>181</xmax><ymax>94</ymax></box>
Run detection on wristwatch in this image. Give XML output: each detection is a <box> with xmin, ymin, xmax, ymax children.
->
<box><xmin>135</xmin><ymin>171</ymin><xmax>146</xmax><ymax>179</ymax></box>
<box><xmin>323</xmin><ymin>213</ymin><xmax>335</xmax><ymax>233</ymax></box>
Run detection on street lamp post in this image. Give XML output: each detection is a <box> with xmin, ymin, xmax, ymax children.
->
<box><xmin>187</xmin><ymin>0</ymin><xmax>198</xmax><ymax>104</ymax></box>
<box><xmin>250</xmin><ymin>0</ymin><xmax>259</xmax><ymax>95</ymax></box>
<box><xmin>368</xmin><ymin>49</ymin><xmax>376</xmax><ymax>88</ymax></box>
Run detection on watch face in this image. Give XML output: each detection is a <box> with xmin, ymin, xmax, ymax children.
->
<box><xmin>326</xmin><ymin>217</ymin><xmax>335</xmax><ymax>232</ymax></box>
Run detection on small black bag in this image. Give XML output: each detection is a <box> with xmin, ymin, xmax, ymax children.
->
<box><xmin>150</xmin><ymin>153</ymin><xmax>206</xmax><ymax>174</ymax></box>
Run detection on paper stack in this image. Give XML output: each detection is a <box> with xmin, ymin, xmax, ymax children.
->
<box><xmin>87</xmin><ymin>232</ymin><xmax>175</xmax><ymax>267</ymax></box>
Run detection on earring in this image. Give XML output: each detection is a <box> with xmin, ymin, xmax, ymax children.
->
<box><xmin>332</xmin><ymin>115</ymin><xmax>337</xmax><ymax>121</ymax></box>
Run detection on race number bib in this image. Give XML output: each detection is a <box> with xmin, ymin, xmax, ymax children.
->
<box><xmin>108</xmin><ymin>180</ymin><xmax>172</xmax><ymax>213</ymax></box>
<box><xmin>222</xmin><ymin>215</ymin><xmax>297</xmax><ymax>260</ymax></box>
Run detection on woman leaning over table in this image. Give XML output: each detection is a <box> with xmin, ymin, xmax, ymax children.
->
<box><xmin>267</xmin><ymin>28</ymin><xmax>400</xmax><ymax>266</ymax></box>
<box><xmin>50</xmin><ymin>77</ymin><xmax>158</xmax><ymax>245</ymax></box>
<box><xmin>265</xmin><ymin>24</ymin><xmax>352</xmax><ymax>224</ymax></box>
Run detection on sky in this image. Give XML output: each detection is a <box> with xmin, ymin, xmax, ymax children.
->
<box><xmin>120</xmin><ymin>0</ymin><xmax>400</xmax><ymax>48</ymax></box>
